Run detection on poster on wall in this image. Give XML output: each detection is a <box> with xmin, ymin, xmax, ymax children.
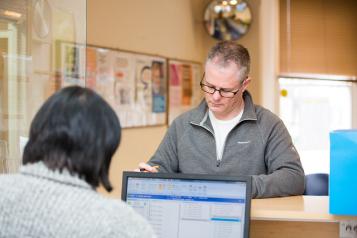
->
<box><xmin>87</xmin><ymin>47</ymin><xmax>168</xmax><ymax>128</ymax></box>
<box><xmin>168</xmin><ymin>60</ymin><xmax>203</xmax><ymax>124</ymax></box>
<box><xmin>57</xmin><ymin>41</ymin><xmax>167</xmax><ymax>128</ymax></box>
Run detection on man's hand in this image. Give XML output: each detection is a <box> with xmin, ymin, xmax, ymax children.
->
<box><xmin>135</xmin><ymin>162</ymin><xmax>160</xmax><ymax>172</ymax></box>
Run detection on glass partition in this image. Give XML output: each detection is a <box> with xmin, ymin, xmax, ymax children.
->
<box><xmin>0</xmin><ymin>0</ymin><xmax>86</xmax><ymax>173</ymax></box>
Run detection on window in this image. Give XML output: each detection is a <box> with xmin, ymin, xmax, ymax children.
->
<box><xmin>278</xmin><ymin>0</ymin><xmax>357</xmax><ymax>174</ymax></box>
<box><xmin>279</xmin><ymin>76</ymin><xmax>354</xmax><ymax>174</ymax></box>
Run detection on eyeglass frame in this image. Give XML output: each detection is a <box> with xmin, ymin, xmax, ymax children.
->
<box><xmin>199</xmin><ymin>72</ymin><xmax>245</xmax><ymax>98</ymax></box>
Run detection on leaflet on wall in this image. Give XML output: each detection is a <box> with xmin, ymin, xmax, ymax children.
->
<box><xmin>151</xmin><ymin>61</ymin><xmax>166</xmax><ymax>113</ymax></box>
<box><xmin>168</xmin><ymin>60</ymin><xmax>203</xmax><ymax>124</ymax></box>
<box><xmin>57</xmin><ymin>41</ymin><xmax>86</xmax><ymax>87</ymax></box>
<box><xmin>86</xmin><ymin>47</ymin><xmax>97</xmax><ymax>89</ymax></box>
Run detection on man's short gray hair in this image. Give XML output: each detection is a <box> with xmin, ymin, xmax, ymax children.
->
<box><xmin>206</xmin><ymin>41</ymin><xmax>250</xmax><ymax>83</ymax></box>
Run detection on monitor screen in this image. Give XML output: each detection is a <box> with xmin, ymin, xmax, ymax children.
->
<box><xmin>122</xmin><ymin>172</ymin><xmax>251</xmax><ymax>238</ymax></box>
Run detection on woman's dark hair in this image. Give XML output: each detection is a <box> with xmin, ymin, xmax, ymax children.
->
<box><xmin>23</xmin><ymin>86</ymin><xmax>121</xmax><ymax>192</ymax></box>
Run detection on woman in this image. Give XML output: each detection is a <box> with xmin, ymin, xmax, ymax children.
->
<box><xmin>0</xmin><ymin>86</ymin><xmax>156</xmax><ymax>238</ymax></box>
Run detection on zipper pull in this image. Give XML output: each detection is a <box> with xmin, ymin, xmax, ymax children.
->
<box><xmin>216</xmin><ymin>159</ymin><xmax>221</xmax><ymax>167</ymax></box>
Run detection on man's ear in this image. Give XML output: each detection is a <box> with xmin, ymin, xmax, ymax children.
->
<box><xmin>242</xmin><ymin>77</ymin><xmax>251</xmax><ymax>92</ymax></box>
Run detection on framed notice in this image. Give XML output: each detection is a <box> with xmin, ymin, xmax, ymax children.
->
<box><xmin>168</xmin><ymin>60</ymin><xmax>203</xmax><ymax>124</ymax></box>
<box><xmin>56</xmin><ymin>41</ymin><xmax>167</xmax><ymax>128</ymax></box>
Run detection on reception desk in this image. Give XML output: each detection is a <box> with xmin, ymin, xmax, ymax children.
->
<box><xmin>250</xmin><ymin>196</ymin><xmax>357</xmax><ymax>238</ymax></box>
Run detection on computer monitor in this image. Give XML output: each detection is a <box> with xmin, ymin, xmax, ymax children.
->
<box><xmin>122</xmin><ymin>172</ymin><xmax>252</xmax><ymax>238</ymax></box>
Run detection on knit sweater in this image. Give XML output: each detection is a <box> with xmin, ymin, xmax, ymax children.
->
<box><xmin>0</xmin><ymin>162</ymin><xmax>156</xmax><ymax>238</ymax></box>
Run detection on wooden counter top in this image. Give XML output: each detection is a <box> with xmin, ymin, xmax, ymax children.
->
<box><xmin>251</xmin><ymin>195</ymin><xmax>357</xmax><ymax>222</ymax></box>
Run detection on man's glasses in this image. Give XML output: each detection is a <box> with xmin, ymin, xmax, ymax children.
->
<box><xmin>200</xmin><ymin>73</ymin><xmax>241</xmax><ymax>98</ymax></box>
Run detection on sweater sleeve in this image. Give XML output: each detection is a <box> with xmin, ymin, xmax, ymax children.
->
<box><xmin>252</xmin><ymin>119</ymin><xmax>305</xmax><ymax>198</ymax></box>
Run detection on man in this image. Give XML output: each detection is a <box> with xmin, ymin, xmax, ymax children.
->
<box><xmin>138</xmin><ymin>41</ymin><xmax>305</xmax><ymax>198</ymax></box>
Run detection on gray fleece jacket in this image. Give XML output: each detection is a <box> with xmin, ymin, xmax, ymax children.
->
<box><xmin>148</xmin><ymin>91</ymin><xmax>305</xmax><ymax>198</ymax></box>
<box><xmin>0</xmin><ymin>162</ymin><xmax>156</xmax><ymax>238</ymax></box>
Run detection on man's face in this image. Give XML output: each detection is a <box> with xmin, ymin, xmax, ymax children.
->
<box><xmin>203</xmin><ymin>60</ymin><xmax>249</xmax><ymax>120</ymax></box>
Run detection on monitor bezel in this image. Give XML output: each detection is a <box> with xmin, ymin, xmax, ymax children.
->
<box><xmin>122</xmin><ymin>171</ymin><xmax>251</xmax><ymax>238</ymax></box>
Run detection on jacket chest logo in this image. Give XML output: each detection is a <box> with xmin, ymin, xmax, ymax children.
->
<box><xmin>237</xmin><ymin>141</ymin><xmax>251</xmax><ymax>144</ymax></box>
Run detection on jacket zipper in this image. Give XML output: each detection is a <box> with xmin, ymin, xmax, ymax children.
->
<box><xmin>191</xmin><ymin>116</ymin><xmax>246</xmax><ymax>168</ymax></box>
<box><xmin>191</xmin><ymin>121</ymin><xmax>220</xmax><ymax>167</ymax></box>
<box><xmin>216</xmin><ymin>124</ymin><xmax>239</xmax><ymax>168</ymax></box>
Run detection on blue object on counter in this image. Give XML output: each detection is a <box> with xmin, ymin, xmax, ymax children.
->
<box><xmin>329</xmin><ymin>130</ymin><xmax>357</xmax><ymax>215</ymax></box>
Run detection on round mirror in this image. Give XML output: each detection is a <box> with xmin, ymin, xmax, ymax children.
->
<box><xmin>204</xmin><ymin>0</ymin><xmax>252</xmax><ymax>41</ymax></box>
